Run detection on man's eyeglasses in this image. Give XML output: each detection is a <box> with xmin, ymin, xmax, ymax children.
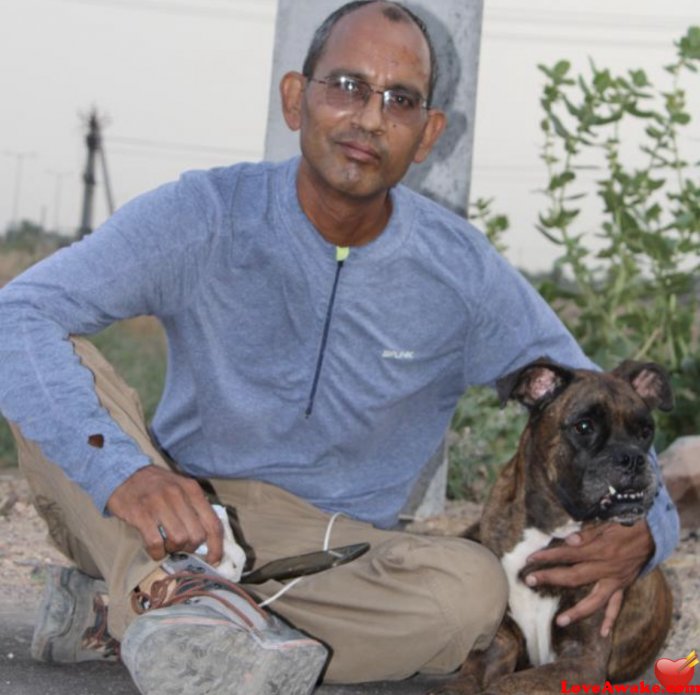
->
<box><xmin>307</xmin><ymin>74</ymin><xmax>429</xmax><ymax>126</ymax></box>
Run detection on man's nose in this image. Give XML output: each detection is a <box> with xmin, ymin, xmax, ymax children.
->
<box><xmin>354</xmin><ymin>91</ymin><xmax>386</xmax><ymax>132</ymax></box>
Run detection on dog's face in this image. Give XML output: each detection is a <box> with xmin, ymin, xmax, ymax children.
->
<box><xmin>498</xmin><ymin>359</ymin><xmax>673</xmax><ymax>526</ymax></box>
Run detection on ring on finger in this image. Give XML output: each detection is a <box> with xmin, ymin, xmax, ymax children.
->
<box><xmin>157</xmin><ymin>524</ymin><xmax>168</xmax><ymax>542</ymax></box>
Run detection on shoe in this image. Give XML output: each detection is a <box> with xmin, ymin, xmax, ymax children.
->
<box><xmin>121</xmin><ymin>570</ymin><xmax>328</xmax><ymax>695</ymax></box>
<box><xmin>31</xmin><ymin>565</ymin><xmax>120</xmax><ymax>663</ymax></box>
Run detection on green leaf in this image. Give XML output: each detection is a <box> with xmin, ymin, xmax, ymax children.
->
<box><xmin>629</xmin><ymin>69</ymin><xmax>650</xmax><ymax>87</ymax></box>
<box><xmin>671</xmin><ymin>112</ymin><xmax>691</xmax><ymax>125</ymax></box>
<box><xmin>548</xmin><ymin>171</ymin><xmax>576</xmax><ymax>191</ymax></box>
<box><xmin>549</xmin><ymin>113</ymin><xmax>572</xmax><ymax>139</ymax></box>
<box><xmin>679</xmin><ymin>26</ymin><xmax>700</xmax><ymax>60</ymax></box>
<box><xmin>535</xmin><ymin>223</ymin><xmax>565</xmax><ymax>245</ymax></box>
<box><xmin>553</xmin><ymin>60</ymin><xmax>572</xmax><ymax>79</ymax></box>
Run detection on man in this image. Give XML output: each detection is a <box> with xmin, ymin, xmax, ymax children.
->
<box><xmin>0</xmin><ymin>2</ymin><xmax>678</xmax><ymax>694</ymax></box>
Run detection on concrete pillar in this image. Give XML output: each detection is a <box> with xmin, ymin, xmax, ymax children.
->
<box><xmin>264</xmin><ymin>0</ymin><xmax>484</xmax><ymax>517</ymax></box>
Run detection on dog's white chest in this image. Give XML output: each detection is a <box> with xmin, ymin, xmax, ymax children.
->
<box><xmin>501</xmin><ymin>522</ymin><xmax>581</xmax><ymax>667</ymax></box>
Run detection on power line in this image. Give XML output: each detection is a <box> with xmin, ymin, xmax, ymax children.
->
<box><xmin>108</xmin><ymin>148</ymin><xmax>260</xmax><ymax>164</ymax></box>
<box><xmin>107</xmin><ymin>135</ymin><xmax>259</xmax><ymax>158</ymax></box>
<box><xmin>56</xmin><ymin>0</ymin><xmax>274</xmax><ymax>22</ymax></box>
<box><xmin>3</xmin><ymin>151</ymin><xmax>37</xmax><ymax>227</ymax></box>
<box><xmin>487</xmin><ymin>7</ymin><xmax>697</xmax><ymax>33</ymax></box>
<box><xmin>46</xmin><ymin>170</ymin><xmax>74</xmax><ymax>231</ymax></box>
<box><xmin>484</xmin><ymin>31</ymin><xmax>680</xmax><ymax>49</ymax></box>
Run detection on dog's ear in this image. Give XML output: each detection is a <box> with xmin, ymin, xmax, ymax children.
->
<box><xmin>496</xmin><ymin>358</ymin><xmax>574</xmax><ymax>409</ymax></box>
<box><xmin>612</xmin><ymin>360</ymin><xmax>674</xmax><ymax>412</ymax></box>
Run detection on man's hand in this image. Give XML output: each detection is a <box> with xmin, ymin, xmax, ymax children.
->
<box><xmin>106</xmin><ymin>466</ymin><xmax>223</xmax><ymax>565</ymax></box>
<box><xmin>524</xmin><ymin>521</ymin><xmax>654</xmax><ymax>637</ymax></box>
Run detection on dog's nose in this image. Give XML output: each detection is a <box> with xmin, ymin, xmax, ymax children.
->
<box><xmin>616</xmin><ymin>451</ymin><xmax>646</xmax><ymax>473</ymax></box>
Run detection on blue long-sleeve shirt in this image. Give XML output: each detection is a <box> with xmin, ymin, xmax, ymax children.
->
<box><xmin>0</xmin><ymin>157</ymin><xmax>679</xmax><ymax>567</ymax></box>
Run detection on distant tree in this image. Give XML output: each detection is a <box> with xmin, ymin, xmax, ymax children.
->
<box><xmin>2</xmin><ymin>220</ymin><xmax>68</xmax><ymax>254</ymax></box>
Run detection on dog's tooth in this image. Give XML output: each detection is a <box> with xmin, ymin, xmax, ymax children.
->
<box><xmin>608</xmin><ymin>485</ymin><xmax>617</xmax><ymax>495</ymax></box>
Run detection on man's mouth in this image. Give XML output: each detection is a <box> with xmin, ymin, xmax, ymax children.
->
<box><xmin>337</xmin><ymin>140</ymin><xmax>380</xmax><ymax>163</ymax></box>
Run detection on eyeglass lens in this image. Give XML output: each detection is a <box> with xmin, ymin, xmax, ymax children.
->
<box><xmin>315</xmin><ymin>75</ymin><xmax>427</xmax><ymax>124</ymax></box>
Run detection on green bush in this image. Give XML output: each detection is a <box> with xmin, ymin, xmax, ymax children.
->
<box><xmin>449</xmin><ymin>27</ymin><xmax>700</xmax><ymax>499</ymax></box>
<box><xmin>536</xmin><ymin>26</ymin><xmax>700</xmax><ymax>451</ymax></box>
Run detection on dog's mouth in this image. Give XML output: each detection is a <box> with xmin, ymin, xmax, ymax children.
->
<box><xmin>598</xmin><ymin>484</ymin><xmax>648</xmax><ymax>524</ymax></box>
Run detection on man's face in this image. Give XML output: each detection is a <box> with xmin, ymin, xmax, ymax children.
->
<box><xmin>283</xmin><ymin>4</ymin><xmax>445</xmax><ymax>202</ymax></box>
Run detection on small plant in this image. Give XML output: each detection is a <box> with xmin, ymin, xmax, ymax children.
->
<box><xmin>468</xmin><ymin>197</ymin><xmax>510</xmax><ymax>254</ymax></box>
<box><xmin>536</xmin><ymin>26</ymin><xmax>700</xmax><ymax>450</ymax></box>
<box><xmin>448</xmin><ymin>28</ymin><xmax>700</xmax><ymax>499</ymax></box>
<box><xmin>448</xmin><ymin>387</ymin><xmax>526</xmax><ymax>502</ymax></box>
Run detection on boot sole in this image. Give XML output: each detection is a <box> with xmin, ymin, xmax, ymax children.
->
<box><xmin>121</xmin><ymin>609</ymin><xmax>328</xmax><ymax>695</ymax></box>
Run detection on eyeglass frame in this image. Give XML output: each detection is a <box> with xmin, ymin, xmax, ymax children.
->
<box><xmin>305</xmin><ymin>73</ymin><xmax>431</xmax><ymax>123</ymax></box>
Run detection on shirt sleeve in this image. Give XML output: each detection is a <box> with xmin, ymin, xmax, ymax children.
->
<box><xmin>642</xmin><ymin>449</ymin><xmax>680</xmax><ymax>572</ymax></box>
<box><xmin>0</xmin><ymin>172</ymin><xmax>217</xmax><ymax>513</ymax></box>
<box><xmin>462</xmin><ymin>241</ymin><xmax>679</xmax><ymax>570</ymax></box>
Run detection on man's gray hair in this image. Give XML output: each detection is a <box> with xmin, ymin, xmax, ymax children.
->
<box><xmin>301</xmin><ymin>1</ymin><xmax>439</xmax><ymax>107</ymax></box>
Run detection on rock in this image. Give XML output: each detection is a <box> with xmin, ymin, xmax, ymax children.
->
<box><xmin>660</xmin><ymin>436</ymin><xmax>700</xmax><ymax>530</ymax></box>
<box><xmin>0</xmin><ymin>490</ymin><xmax>18</xmax><ymax>517</ymax></box>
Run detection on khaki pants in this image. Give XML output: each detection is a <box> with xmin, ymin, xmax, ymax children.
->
<box><xmin>11</xmin><ymin>337</ymin><xmax>508</xmax><ymax>683</ymax></box>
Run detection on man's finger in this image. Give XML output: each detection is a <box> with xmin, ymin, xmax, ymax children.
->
<box><xmin>555</xmin><ymin>580</ymin><xmax>617</xmax><ymax>627</ymax></box>
<box><xmin>527</xmin><ymin>542</ymin><xmax>604</xmax><ymax>567</ymax></box>
<box><xmin>527</xmin><ymin>529</ymin><xmax>623</xmax><ymax>566</ymax></box>
<box><xmin>181</xmin><ymin>479</ymin><xmax>224</xmax><ymax>564</ymax></box>
<box><xmin>525</xmin><ymin>561</ymin><xmax>605</xmax><ymax>589</ymax></box>
<box><xmin>601</xmin><ymin>589</ymin><xmax>624</xmax><ymax>637</ymax></box>
<box><xmin>142</xmin><ymin>521</ymin><xmax>168</xmax><ymax>561</ymax></box>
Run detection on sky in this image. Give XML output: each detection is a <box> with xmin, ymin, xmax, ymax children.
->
<box><xmin>0</xmin><ymin>0</ymin><xmax>698</xmax><ymax>272</ymax></box>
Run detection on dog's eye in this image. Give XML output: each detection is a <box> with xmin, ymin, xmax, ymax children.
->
<box><xmin>573</xmin><ymin>419</ymin><xmax>594</xmax><ymax>436</ymax></box>
<box><xmin>639</xmin><ymin>424</ymin><xmax>654</xmax><ymax>440</ymax></box>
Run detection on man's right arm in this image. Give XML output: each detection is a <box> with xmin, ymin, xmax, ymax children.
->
<box><xmin>0</xmin><ymin>174</ymin><xmax>215</xmax><ymax>513</ymax></box>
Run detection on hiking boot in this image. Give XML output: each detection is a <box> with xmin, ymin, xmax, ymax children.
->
<box><xmin>121</xmin><ymin>570</ymin><xmax>328</xmax><ymax>695</ymax></box>
<box><xmin>31</xmin><ymin>565</ymin><xmax>120</xmax><ymax>663</ymax></box>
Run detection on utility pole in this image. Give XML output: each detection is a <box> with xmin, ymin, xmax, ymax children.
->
<box><xmin>77</xmin><ymin>109</ymin><xmax>114</xmax><ymax>238</ymax></box>
<box><xmin>3</xmin><ymin>150</ymin><xmax>36</xmax><ymax>229</ymax></box>
<box><xmin>46</xmin><ymin>170</ymin><xmax>72</xmax><ymax>233</ymax></box>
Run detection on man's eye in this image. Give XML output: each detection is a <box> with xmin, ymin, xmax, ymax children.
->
<box><xmin>387</xmin><ymin>92</ymin><xmax>418</xmax><ymax>110</ymax></box>
<box><xmin>573</xmin><ymin>419</ymin><xmax>594</xmax><ymax>435</ymax></box>
<box><xmin>336</xmin><ymin>77</ymin><xmax>362</xmax><ymax>94</ymax></box>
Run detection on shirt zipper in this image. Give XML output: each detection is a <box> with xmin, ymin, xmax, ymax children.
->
<box><xmin>305</xmin><ymin>246</ymin><xmax>349</xmax><ymax>418</ymax></box>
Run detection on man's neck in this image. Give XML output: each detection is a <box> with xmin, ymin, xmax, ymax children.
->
<box><xmin>296</xmin><ymin>165</ymin><xmax>392</xmax><ymax>248</ymax></box>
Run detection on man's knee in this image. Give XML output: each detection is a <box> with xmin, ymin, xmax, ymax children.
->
<box><xmin>412</xmin><ymin>536</ymin><xmax>507</xmax><ymax>639</ymax></box>
<box><xmin>375</xmin><ymin>534</ymin><xmax>507</xmax><ymax>672</ymax></box>
<box><xmin>396</xmin><ymin>538</ymin><xmax>508</xmax><ymax>673</ymax></box>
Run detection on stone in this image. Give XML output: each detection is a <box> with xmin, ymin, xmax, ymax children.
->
<box><xmin>659</xmin><ymin>436</ymin><xmax>700</xmax><ymax>529</ymax></box>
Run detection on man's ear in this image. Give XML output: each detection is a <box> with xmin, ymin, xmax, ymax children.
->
<box><xmin>413</xmin><ymin>109</ymin><xmax>447</xmax><ymax>164</ymax></box>
<box><xmin>280</xmin><ymin>71</ymin><xmax>306</xmax><ymax>132</ymax></box>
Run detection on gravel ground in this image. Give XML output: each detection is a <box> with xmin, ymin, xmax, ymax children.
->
<box><xmin>1</xmin><ymin>470</ymin><xmax>698</xmax><ymax>688</ymax></box>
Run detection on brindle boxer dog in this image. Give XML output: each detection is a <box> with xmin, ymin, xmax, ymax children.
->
<box><xmin>432</xmin><ymin>359</ymin><xmax>674</xmax><ymax>695</ymax></box>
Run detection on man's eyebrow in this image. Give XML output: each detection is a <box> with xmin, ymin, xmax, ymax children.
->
<box><xmin>323</xmin><ymin>68</ymin><xmax>368</xmax><ymax>81</ymax></box>
<box><xmin>322</xmin><ymin>69</ymin><xmax>425</xmax><ymax>97</ymax></box>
